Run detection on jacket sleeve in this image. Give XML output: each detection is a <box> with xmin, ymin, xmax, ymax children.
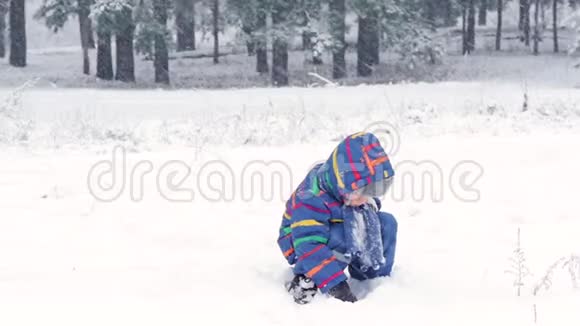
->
<box><xmin>291</xmin><ymin>197</ymin><xmax>347</xmax><ymax>293</ymax></box>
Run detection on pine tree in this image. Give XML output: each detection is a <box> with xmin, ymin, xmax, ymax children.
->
<box><xmin>93</xmin><ymin>0</ymin><xmax>136</xmax><ymax>82</ymax></box>
<box><xmin>78</xmin><ymin>0</ymin><xmax>92</xmax><ymax>74</ymax></box>
<box><xmin>35</xmin><ymin>0</ymin><xmax>95</xmax><ymax>73</ymax></box>
<box><xmin>34</xmin><ymin>0</ymin><xmax>75</xmax><ymax>33</ymax></box>
<box><xmin>496</xmin><ymin>0</ymin><xmax>503</xmax><ymax>50</ymax></box>
<box><xmin>153</xmin><ymin>0</ymin><xmax>169</xmax><ymax>83</ymax></box>
<box><xmin>297</xmin><ymin>0</ymin><xmax>322</xmax><ymax>64</ymax></box>
<box><xmin>553</xmin><ymin>0</ymin><xmax>559</xmax><ymax>52</ymax></box>
<box><xmin>226</xmin><ymin>0</ymin><xmax>259</xmax><ymax>56</ymax></box>
<box><xmin>533</xmin><ymin>0</ymin><xmax>541</xmax><ymax>54</ymax></box>
<box><xmin>96</xmin><ymin>27</ymin><xmax>113</xmax><ymax>79</ymax></box>
<box><xmin>255</xmin><ymin>0</ymin><xmax>268</xmax><ymax>74</ymax></box>
<box><xmin>369</xmin><ymin>10</ymin><xmax>380</xmax><ymax>65</ymax></box>
<box><xmin>520</xmin><ymin>0</ymin><xmax>531</xmax><ymax>45</ymax></box>
<box><xmin>175</xmin><ymin>0</ymin><xmax>195</xmax><ymax>51</ymax></box>
<box><xmin>92</xmin><ymin>0</ymin><xmax>113</xmax><ymax>79</ymax></box>
<box><xmin>357</xmin><ymin>14</ymin><xmax>374</xmax><ymax>76</ymax></box>
<box><xmin>212</xmin><ymin>0</ymin><xmax>219</xmax><ymax>64</ymax></box>
<box><xmin>271</xmin><ymin>0</ymin><xmax>291</xmax><ymax>86</ymax></box>
<box><xmin>0</xmin><ymin>0</ymin><xmax>7</xmax><ymax>58</ymax></box>
<box><xmin>354</xmin><ymin>0</ymin><xmax>381</xmax><ymax>77</ymax></box>
<box><xmin>116</xmin><ymin>4</ymin><xmax>135</xmax><ymax>82</ymax></box>
<box><xmin>424</xmin><ymin>0</ymin><xmax>436</xmax><ymax>29</ymax></box>
<box><xmin>466</xmin><ymin>0</ymin><xmax>476</xmax><ymax>53</ymax></box>
<box><xmin>88</xmin><ymin>19</ymin><xmax>96</xmax><ymax>48</ymax></box>
<box><xmin>478</xmin><ymin>0</ymin><xmax>488</xmax><ymax>25</ymax></box>
<box><xmin>9</xmin><ymin>0</ymin><xmax>26</xmax><ymax>67</ymax></box>
<box><xmin>519</xmin><ymin>0</ymin><xmax>526</xmax><ymax>29</ymax></box>
<box><xmin>442</xmin><ymin>0</ymin><xmax>459</xmax><ymax>27</ymax></box>
<box><xmin>241</xmin><ymin>23</ymin><xmax>255</xmax><ymax>56</ymax></box>
<box><xmin>462</xmin><ymin>0</ymin><xmax>468</xmax><ymax>54</ymax></box>
<box><xmin>329</xmin><ymin>0</ymin><xmax>346</xmax><ymax>79</ymax></box>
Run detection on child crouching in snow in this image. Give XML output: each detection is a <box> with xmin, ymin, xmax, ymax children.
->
<box><xmin>277</xmin><ymin>132</ymin><xmax>397</xmax><ymax>304</ymax></box>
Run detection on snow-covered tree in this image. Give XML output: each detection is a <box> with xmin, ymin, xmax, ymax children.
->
<box><xmin>35</xmin><ymin>0</ymin><xmax>97</xmax><ymax>73</ymax></box>
<box><xmin>175</xmin><ymin>0</ymin><xmax>196</xmax><ymax>51</ymax></box>
<box><xmin>35</xmin><ymin>0</ymin><xmax>96</xmax><ymax>47</ymax></box>
<box><xmin>10</xmin><ymin>0</ymin><xmax>27</xmax><ymax>67</ymax></box>
<box><xmin>351</xmin><ymin>0</ymin><xmax>382</xmax><ymax>76</ymax></box>
<box><xmin>34</xmin><ymin>0</ymin><xmax>76</xmax><ymax>32</ymax></box>
<box><xmin>329</xmin><ymin>0</ymin><xmax>346</xmax><ymax>79</ymax></box>
<box><xmin>0</xmin><ymin>0</ymin><xmax>7</xmax><ymax>58</ymax></box>
<box><xmin>255</xmin><ymin>0</ymin><xmax>268</xmax><ymax>74</ymax></box>
<box><xmin>226</xmin><ymin>0</ymin><xmax>259</xmax><ymax>56</ymax></box>
<box><xmin>271</xmin><ymin>0</ymin><xmax>293</xmax><ymax>86</ymax></box>
<box><xmin>134</xmin><ymin>0</ymin><xmax>170</xmax><ymax>83</ymax></box>
<box><xmin>352</xmin><ymin>0</ymin><xmax>443</xmax><ymax>76</ymax></box>
<box><xmin>564</xmin><ymin>4</ymin><xmax>580</xmax><ymax>59</ymax></box>
<box><xmin>92</xmin><ymin>0</ymin><xmax>136</xmax><ymax>82</ymax></box>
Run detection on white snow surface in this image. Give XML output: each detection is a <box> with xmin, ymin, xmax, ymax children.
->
<box><xmin>1</xmin><ymin>82</ymin><xmax>580</xmax><ymax>325</ymax></box>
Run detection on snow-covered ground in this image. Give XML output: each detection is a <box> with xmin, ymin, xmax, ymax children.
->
<box><xmin>1</xmin><ymin>82</ymin><xmax>580</xmax><ymax>325</ymax></box>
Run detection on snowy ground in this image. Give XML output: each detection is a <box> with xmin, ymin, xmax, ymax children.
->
<box><xmin>1</xmin><ymin>82</ymin><xmax>580</xmax><ymax>325</ymax></box>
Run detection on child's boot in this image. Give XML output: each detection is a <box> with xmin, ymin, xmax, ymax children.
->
<box><xmin>285</xmin><ymin>274</ymin><xmax>317</xmax><ymax>304</ymax></box>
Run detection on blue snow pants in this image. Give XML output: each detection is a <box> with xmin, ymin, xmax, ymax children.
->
<box><xmin>295</xmin><ymin>212</ymin><xmax>398</xmax><ymax>281</ymax></box>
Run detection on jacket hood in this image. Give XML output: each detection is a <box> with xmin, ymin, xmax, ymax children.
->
<box><xmin>316</xmin><ymin>132</ymin><xmax>395</xmax><ymax>201</ymax></box>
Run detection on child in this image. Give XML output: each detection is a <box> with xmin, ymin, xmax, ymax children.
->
<box><xmin>277</xmin><ymin>131</ymin><xmax>397</xmax><ymax>304</ymax></box>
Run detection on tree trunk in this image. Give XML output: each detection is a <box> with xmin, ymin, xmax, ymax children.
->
<box><xmin>212</xmin><ymin>0</ymin><xmax>219</xmax><ymax>64</ymax></box>
<box><xmin>272</xmin><ymin>1</ymin><xmax>289</xmax><ymax>86</ymax></box>
<box><xmin>329</xmin><ymin>0</ymin><xmax>346</xmax><ymax>79</ymax></box>
<box><xmin>444</xmin><ymin>0</ymin><xmax>456</xmax><ymax>27</ymax></box>
<box><xmin>0</xmin><ymin>3</ymin><xmax>6</xmax><ymax>59</ymax></box>
<box><xmin>553</xmin><ymin>0</ymin><xmax>558</xmax><ymax>53</ymax></box>
<box><xmin>466</xmin><ymin>0</ymin><xmax>476</xmax><ymax>53</ymax></box>
<box><xmin>478</xmin><ymin>0</ymin><xmax>487</xmax><ymax>25</ymax></box>
<box><xmin>242</xmin><ymin>24</ymin><xmax>255</xmax><ymax>56</ymax></box>
<box><xmin>115</xmin><ymin>6</ymin><xmax>135</xmax><ymax>82</ymax></box>
<box><xmin>524</xmin><ymin>1</ymin><xmax>530</xmax><ymax>46</ymax></box>
<box><xmin>175</xmin><ymin>0</ymin><xmax>196</xmax><ymax>51</ymax></box>
<box><xmin>369</xmin><ymin>11</ymin><xmax>380</xmax><ymax>65</ymax></box>
<box><xmin>9</xmin><ymin>0</ymin><xmax>26</xmax><ymax>67</ymax></box>
<box><xmin>462</xmin><ymin>1</ymin><xmax>467</xmax><ymax>54</ymax></box>
<box><xmin>300</xmin><ymin>15</ymin><xmax>322</xmax><ymax>64</ymax></box>
<box><xmin>357</xmin><ymin>15</ymin><xmax>373</xmax><ymax>76</ymax></box>
<box><xmin>302</xmin><ymin>30</ymin><xmax>311</xmax><ymax>51</ymax></box>
<box><xmin>520</xmin><ymin>0</ymin><xmax>531</xmax><ymax>45</ymax></box>
<box><xmin>82</xmin><ymin>47</ymin><xmax>90</xmax><ymax>75</ymax></box>
<box><xmin>533</xmin><ymin>0</ymin><xmax>540</xmax><ymax>55</ymax></box>
<box><xmin>312</xmin><ymin>39</ymin><xmax>323</xmax><ymax>65</ymax></box>
<box><xmin>519</xmin><ymin>0</ymin><xmax>525</xmax><ymax>30</ymax></box>
<box><xmin>78</xmin><ymin>0</ymin><xmax>91</xmax><ymax>75</ymax></box>
<box><xmin>153</xmin><ymin>0</ymin><xmax>169</xmax><ymax>84</ymax></box>
<box><xmin>88</xmin><ymin>19</ymin><xmax>95</xmax><ymax>49</ymax></box>
<box><xmin>496</xmin><ymin>0</ymin><xmax>503</xmax><ymax>51</ymax></box>
<box><xmin>541</xmin><ymin>0</ymin><xmax>546</xmax><ymax>29</ymax></box>
<box><xmin>255</xmin><ymin>0</ymin><xmax>268</xmax><ymax>74</ymax></box>
<box><xmin>425</xmin><ymin>0</ymin><xmax>436</xmax><ymax>30</ymax></box>
<box><xmin>96</xmin><ymin>30</ymin><xmax>113</xmax><ymax>80</ymax></box>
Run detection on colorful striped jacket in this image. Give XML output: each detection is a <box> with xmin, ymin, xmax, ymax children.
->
<box><xmin>277</xmin><ymin>132</ymin><xmax>395</xmax><ymax>293</ymax></box>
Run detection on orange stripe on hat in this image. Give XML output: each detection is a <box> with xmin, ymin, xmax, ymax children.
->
<box><xmin>362</xmin><ymin>149</ymin><xmax>375</xmax><ymax>176</ymax></box>
<box><xmin>371</xmin><ymin>156</ymin><xmax>389</xmax><ymax>167</ymax></box>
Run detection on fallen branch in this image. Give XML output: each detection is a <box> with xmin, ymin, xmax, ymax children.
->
<box><xmin>307</xmin><ymin>72</ymin><xmax>338</xmax><ymax>87</ymax></box>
